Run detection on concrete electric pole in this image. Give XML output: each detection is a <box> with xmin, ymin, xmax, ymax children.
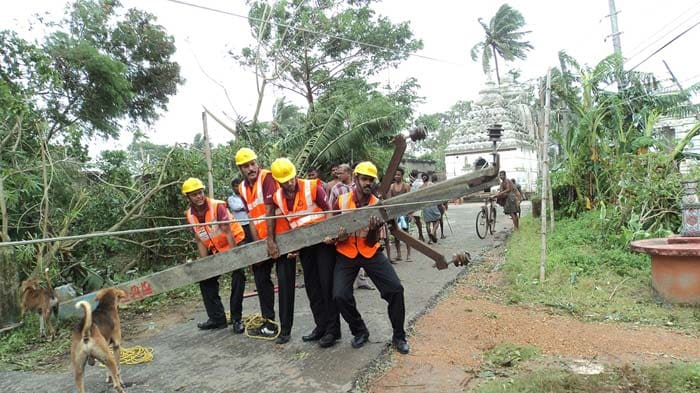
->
<box><xmin>607</xmin><ymin>0</ymin><xmax>623</xmax><ymax>61</ymax></box>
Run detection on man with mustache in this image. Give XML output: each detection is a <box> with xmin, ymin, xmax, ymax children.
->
<box><xmin>267</xmin><ymin>158</ymin><xmax>340</xmax><ymax>347</ymax></box>
<box><xmin>235</xmin><ymin>148</ymin><xmax>294</xmax><ymax>342</ymax></box>
<box><xmin>182</xmin><ymin>177</ymin><xmax>246</xmax><ymax>332</ymax></box>
<box><xmin>327</xmin><ymin>162</ymin><xmax>410</xmax><ymax>354</ymax></box>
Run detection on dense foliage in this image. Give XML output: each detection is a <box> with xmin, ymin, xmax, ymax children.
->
<box><xmin>0</xmin><ymin>0</ymin><xmax>422</xmax><ymax>293</ymax></box>
<box><xmin>230</xmin><ymin>0</ymin><xmax>424</xmax><ymax>177</ymax></box>
<box><xmin>547</xmin><ymin>52</ymin><xmax>700</xmax><ymax>238</ymax></box>
<box><xmin>1</xmin><ymin>0</ymin><xmax>183</xmax><ymax>287</ymax></box>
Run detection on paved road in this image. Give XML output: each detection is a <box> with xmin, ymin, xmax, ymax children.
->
<box><xmin>1</xmin><ymin>202</ymin><xmax>519</xmax><ymax>393</ymax></box>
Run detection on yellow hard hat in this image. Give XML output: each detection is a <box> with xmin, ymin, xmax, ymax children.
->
<box><xmin>235</xmin><ymin>147</ymin><xmax>258</xmax><ymax>166</ymax></box>
<box><xmin>270</xmin><ymin>157</ymin><xmax>297</xmax><ymax>183</ymax></box>
<box><xmin>354</xmin><ymin>161</ymin><xmax>378</xmax><ymax>179</ymax></box>
<box><xmin>182</xmin><ymin>177</ymin><xmax>205</xmax><ymax>195</ymax></box>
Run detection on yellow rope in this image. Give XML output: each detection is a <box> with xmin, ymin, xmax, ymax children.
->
<box><xmin>98</xmin><ymin>346</ymin><xmax>154</xmax><ymax>366</ymax></box>
<box><xmin>242</xmin><ymin>313</ymin><xmax>280</xmax><ymax>341</ymax></box>
<box><xmin>119</xmin><ymin>346</ymin><xmax>154</xmax><ymax>365</ymax></box>
<box><xmin>226</xmin><ymin>310</ymin><xmax>280</xmax><ymax>340</ymax></box>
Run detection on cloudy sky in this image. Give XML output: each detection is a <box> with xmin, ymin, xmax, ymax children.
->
<box><xmin>3</xmin><ymin>0</ymin><xmax>700</xmax><ymax>155</ymax></box>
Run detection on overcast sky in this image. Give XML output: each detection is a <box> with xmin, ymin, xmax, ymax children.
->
<box><xmin>3</xmin><ymin>0</ymin><xmax>700</xmax><ymax>156</ymax></box>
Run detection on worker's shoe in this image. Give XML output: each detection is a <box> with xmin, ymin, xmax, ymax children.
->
<box><xmin>351</xmin><ymin>332</ymin><xmax>370</xmax><ymax>349</ymax></box>
<box><xmin>249</xmin><ymin>322</ymin><xmax>278</xmax><ymax>338</ymax></box>
<box><xmin>197</xmin><ymin>319</ymin><xmax>227</xmax><ymax>330</ymax></box>
<box><xmin>319</xmin><ymin>333</ymin><xmax>338</xmax><ymax>348</ymax></box>
<box><xmin>302</xmin><ymin>327</ymin><xmax>324</xmax><ymax>342</ymax></box>
<box><xmin>275</xmin><ymin>334</ymin><xmax>291</xmax><ymax>345</ymax></box>
<box><xmin>231</xmin><ymin>320</ymin><xmax>245</xmax><ymax>334</ymax></box>
<box><xmin>392</xmin><ymin>337</ymin><xmax>410</xmax><ymax>354</ymax></box>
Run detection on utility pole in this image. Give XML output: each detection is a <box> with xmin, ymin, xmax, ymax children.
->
<box><xmin>607</xmin><ymin>0</ymin><xmax>623</xmax><ymax>61</ymax></box>
<box><xmin>201</xmin><ymin>112</ymin><xmax>214</xmax><ymax>200</ymax></box>
<box><xmin>540</xmin><ymin>69</ymin><xmax>552</xmax><ymax>283</ymax></box>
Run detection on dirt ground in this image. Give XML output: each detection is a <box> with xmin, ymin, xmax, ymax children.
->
<box><xmin>368</xmin><ymin>247</ymin><xmax>700</xmax><ymax>393</ymax></box>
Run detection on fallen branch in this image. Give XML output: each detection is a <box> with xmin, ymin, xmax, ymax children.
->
<box><xmin>608</xmin><ymin>277</ymin><xmax>630</xmax><ymax>301</ymax></box>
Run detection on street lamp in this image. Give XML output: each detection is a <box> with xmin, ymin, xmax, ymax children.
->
<box><xmin>487</xmin><ymin>123</ymin><xmax>503</xmax><ymax>165</ymax></box>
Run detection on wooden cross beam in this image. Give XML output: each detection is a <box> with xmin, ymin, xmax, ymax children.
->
<box><xmin>59</xmin><ymin>164</ymin><xmax>499</xmax><ymax>318</ymax></box>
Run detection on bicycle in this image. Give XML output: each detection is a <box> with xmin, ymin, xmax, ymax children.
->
<box><xmin>475</xmin><ymin>197</ymin><xmax>497</xmax><ymax>239</ymax></box>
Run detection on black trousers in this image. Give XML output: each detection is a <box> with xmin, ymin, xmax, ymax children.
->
<box><xmin>333</xmin><ymin>251</ymin><xmax>406</xmax><ymax>340</ymax></box>
<box><xmin>300</xmin><ymin>243</ymin><xmax>340</xmax><ymax>337</ymax></box>
<box><xmin>199</xmin><ymin>269</ymin><xmax>246</xmax><ymax>324</ymax></box>
<box><xmin>252</xmin><ymin>255</ymin><xmax>296</xmax><ymax>335</ymax></box>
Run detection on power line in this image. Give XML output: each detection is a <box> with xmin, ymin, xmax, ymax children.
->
<box><xmin>0</xmin><ymin>199</ymin><xmax>451</xmax><ymax>248</ymax></box>
<box><xmin>164</xmin><ymin>0</ymin><xmax>468</xmax><ymax>67</ymax></box>
<box><xmin>629</xmin><ymin>18</ymin><xmax>700</xmax><ymax>71</ymax></box>
<box><xmin>625</xmin><ymin>1</ymin><xmax>700</xmax><ymax>62</ymax></box>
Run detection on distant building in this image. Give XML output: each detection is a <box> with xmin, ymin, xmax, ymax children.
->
<box><xmin>655</xmin><ymin>114</ymin><xmax>700</xmax><ymax>174</ymax></box>
<box><xmin>444</xmin><ymin>76</ymin><xmax>539</xmax><ymax>192</ymax></box>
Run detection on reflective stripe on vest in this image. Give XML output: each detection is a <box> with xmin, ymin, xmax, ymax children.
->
<box><xmin>272</xmin><ymin>179</ymin><xmax>326</xmax><ymax>229</ymax></box>
<box><xmin>185</xmin><ymin>198</ymin><xmax>245</xmax><ymax>254</ymax></box>
<box><xmin>335</xmin><ymin>192</ymin><xmax>380</xmax><ymax>259</ymax></box>
<box><xmin>239</xmin><ymin>169</ymin><xmax>273</xmax><ymax>239</ymax></box>
<box><xmin>238</xmin><ymin>170</ymin><xmax>291</xmax><ymax>238</ymax></box>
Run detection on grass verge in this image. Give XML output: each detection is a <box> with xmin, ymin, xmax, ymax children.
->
<box><xmin>503</xmin><ymin>213</ymin><xmax>700</xmax><ymax>331</ymax></box>
<box><xmin>474</xmin><ymin>362</ymin><xmax>700</xmax><ymax>393</ymax></box>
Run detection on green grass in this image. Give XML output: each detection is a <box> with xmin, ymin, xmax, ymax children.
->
<box><xmin>503</xmin><ymin>213</ymin><xmax>700</xmax><ymax>330</ymax></box>
<box><xmin>0</xmin><ymin>316</ymin><xmax>73</xmax><ymax>371</ymax></box>
<box><xmin>483</xmin><ymin>343</ymin><xmax>540</xmax><ymax>368</ymax></box>
<box><xmin>474</xmin><ymin>363</ymin><xmax>700</xmax><ymax>393</ymax></box>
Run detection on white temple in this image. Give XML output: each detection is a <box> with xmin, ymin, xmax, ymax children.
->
<box><xmin>444</xmin><ymin>77</ymin><xmax>539</xmax><ymax>192</ymax></box>
<box><xmin>655</xmin><ymin>114</ymin><xmax>700</xmax><ymax>174</ymax></box>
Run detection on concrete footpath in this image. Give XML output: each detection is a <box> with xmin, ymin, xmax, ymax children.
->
<box><xmin>0</xmin><ymin>203</ymin><xmax>517</xmax><ymax>393</ymax></box>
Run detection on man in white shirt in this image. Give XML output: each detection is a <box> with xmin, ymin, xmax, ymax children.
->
<box><xmin>227</xmin><ymin>178</ymin><xmax>253</xmax><ymax>242</ymax></box>
<box><xmin>408</xmin><ymin>170</ymin><xmax>425</xmax><ymax>242</ymax></box>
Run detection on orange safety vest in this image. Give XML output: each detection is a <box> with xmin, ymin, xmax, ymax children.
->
<box><xmin>185</xmin><ymin>198</ymin><xmax>245</xmax><ymax>254</ymax></box>
<box><xmin>238</xmin><ymin>169</ymin><xmax>290</xmax><ymax>239</ymax></box>
<box><xmin>336</xmin><ymin>192</ymin><xmax>380</xmax><ymax>259</ymax></box>
<box><xmin>272</xmin><ymin>179</ymin><xmax>326</xmax><ymax>229</ymax></box>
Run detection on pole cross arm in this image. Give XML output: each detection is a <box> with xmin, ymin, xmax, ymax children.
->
<box><xmin>58</xmin><ymin>164</ymin><xmax>499</xmax><ymax>319</ymax></box>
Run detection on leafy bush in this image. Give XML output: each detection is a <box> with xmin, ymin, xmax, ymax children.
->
<box><xmin>603</xmin><ymin>152</ymin><xmax>682</xmax><ymax>237</ymax></box>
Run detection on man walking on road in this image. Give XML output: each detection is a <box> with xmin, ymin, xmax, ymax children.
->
<box><xmin>182</xmin><ymin>177</ymin><xmax>246</xmax><ymax>333</ymax></box>
<box><xmin>328</xmin><ymin>162</ymin><xmax>410</xmax><ymax>354</ymax></box>
<box><xmin>266</xmin><ymin>158</ymin><xmax>341</xmax><ymax>347</ymax></box>
<box><xmin>408</xmin><ymin>169</ymin><xmax>425</xmax><ymax>242</ymax></box>
<box><xmin>495</xmin><ymin>170</ymin><xmax>519</xmax><ymax>230</ymax></box>
<box><xmin>386</xmin><ymin>167</ymin><xmax>411</xmax><ymax>262</ymax></box>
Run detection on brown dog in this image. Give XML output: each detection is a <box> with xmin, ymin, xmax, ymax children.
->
<box><xmin>71</xmin><ymin>288</ymin><xmax>127</xmax><ymax>393</ymax></box>
<box><xmin>20</xmin><ymin>268</ymin><xmax>59</xmax><ymax>339</ymax></box>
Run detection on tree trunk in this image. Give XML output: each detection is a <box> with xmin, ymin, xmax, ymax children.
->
<box><xmin>0</xmin><ymin>248</ymin><xmax>20</xmax><ymax>329</ymax></box>
<box><xmin>492</xmin><ymin>45</ymin><xmax>501</xmax><ymax>86</ymax></box>
<box><xmin>0</xmin><ymin>178</ymin><xmax>19</xmax><ymax>327</ymax></box>
<box><xmin>548</xmin><ymin>173</ymin><xmax>555</xmax><ymax>232</ymax></box>
<box><xmin>251</xmin><ymin>78</ymin><xmax>267</xmax><ymax>131</ymax></box>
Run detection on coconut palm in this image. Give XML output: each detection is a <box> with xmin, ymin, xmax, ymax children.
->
<box><xmin>470</xmin><ymin>4</ymin><xmax>533</xmax><ymax>86</ymax></box>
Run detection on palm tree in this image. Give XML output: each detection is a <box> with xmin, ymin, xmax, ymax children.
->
<box><xmin>470</xmin><ymin>4</ymin><xmax>533</xmax><ymax>86</ymax></box>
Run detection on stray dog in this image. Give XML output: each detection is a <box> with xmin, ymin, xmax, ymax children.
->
<box><xmin>451</xmin><ymin>251</ymin><xmax>472</xmax><ymax>267</ymax></box>
<box><xmin>71</xmin><ymin>288</ymin><xmax>127</xmax><ymax>393</ymax></box>
<box><xmin>20</xmin><ymin>268</ymin><xmax>59</xmax><ymax>339</ymax></box>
